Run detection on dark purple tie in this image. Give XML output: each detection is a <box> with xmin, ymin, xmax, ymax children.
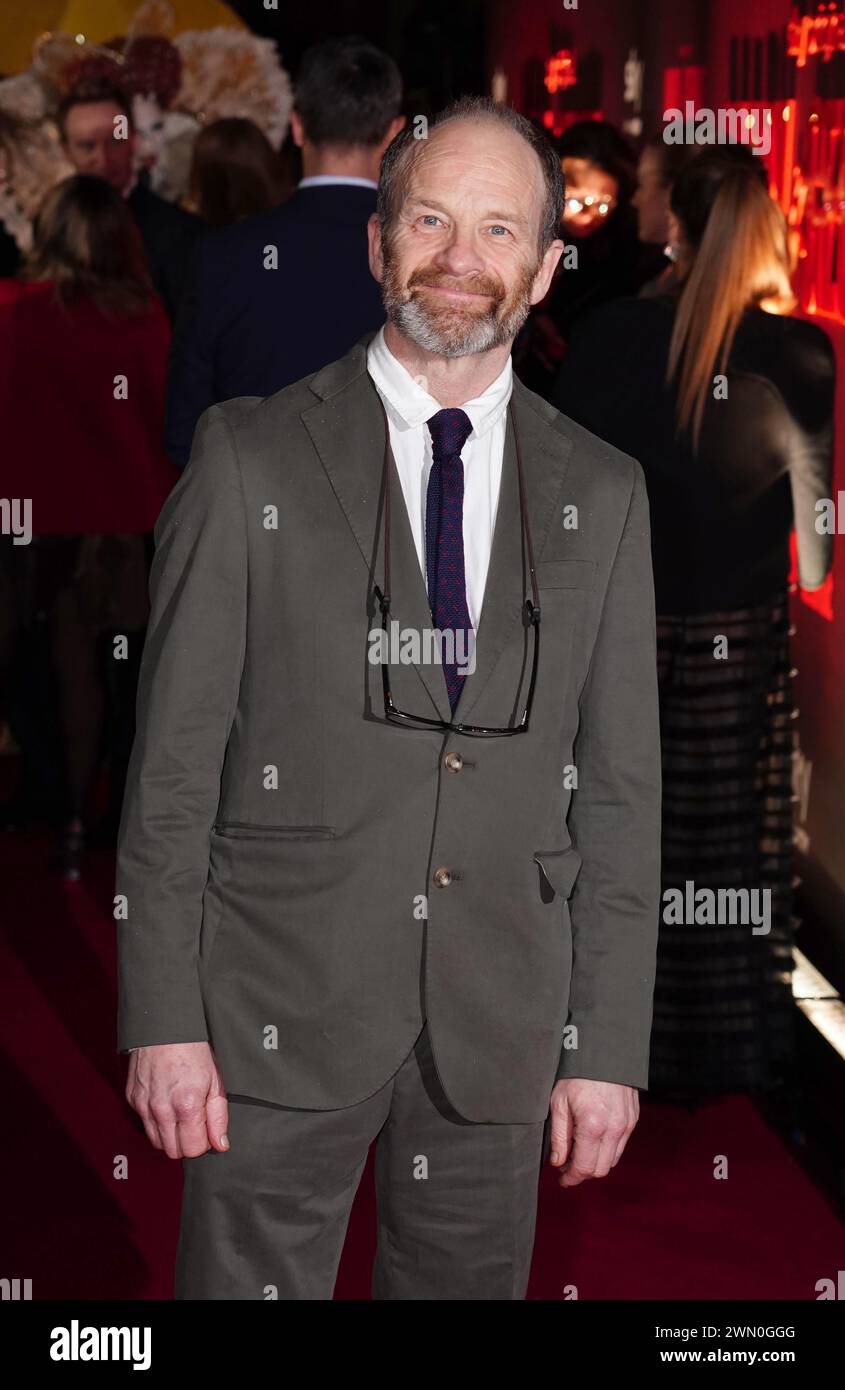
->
<box><xmin>425</xmin><ymin>408</ymin><xmax>474</xmax><ymax>711</ymax></box>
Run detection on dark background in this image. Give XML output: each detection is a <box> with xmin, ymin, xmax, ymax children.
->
<box><xmin>229</xmin><ymin>0</ymin><xmax>486</xmax><ymax>111</ymax></box>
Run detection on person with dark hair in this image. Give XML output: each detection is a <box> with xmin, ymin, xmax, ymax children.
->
<box><xmin>633</xmin><ymin>137</ymin><xmax>695</xmax><ymax>249</ymax></box>
<box><xmin>514</xmin><ymin>119</ymin><xmax>664</xmax><ymax>397</ymax></box>
<box><xmin>117</xmin><ymin>96</ymin><xmax>662</xmax><ymax>1300</ymax></box>
<box><xmin>164</xmin><ymin>36</ymin><xmax>405</xmax><ymax>469</ymax></box>
<box><xmin>553</xmin><ymin>151</ymin><xmax>835</xmax><ymax>1099</ymax></box>
<box><xmin>0</xmin><ymin>175</ymin><xmax>177</xmax><ymax>874</ymax></box>
<box><xmin>58</xmin><ymin>82</ymin><xmax>200</xmax><ymax>320</ymax></box>
<box><xmin>559</xmin><ymin>118</ymin><xmax>637</xmax><ymax>231</ymax></box>
<box><xmin>636</xmin><ymin>138</ymin><xmax>765</xmax><ymax>298</ymax></box>
<box><xmin>186</xmin><ymin>117</ymin><xmax>289</xmax><ymax>228</ymax></box>
<box><xmin>633</xmin><ymin>136</ymin><xmax>695</xmax><ymax>298</ymax></box>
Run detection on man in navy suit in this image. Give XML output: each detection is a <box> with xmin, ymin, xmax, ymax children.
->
<box><xmin>165</xmin><ymin>37</ymin><xmax>404</xmax><ymax>469</ymax></box>
<box><xmin>59</xmin><ymin>84</ymin><xmax>201</xmax><ymax>323</ymax></box>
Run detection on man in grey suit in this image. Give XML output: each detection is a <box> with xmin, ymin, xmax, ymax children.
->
<box><xmin>117</xmin><ymin>96</ymin><xmax>661</xmax><ymax>1300</ymax></box>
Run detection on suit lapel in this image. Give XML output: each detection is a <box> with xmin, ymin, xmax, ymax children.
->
<box><xmin>302</xmin><ymin>345</ymin><xmax>452</xmax><ymax>722</ymax></box>
<box><xmin>302</xmin><ymin>347</ymin><xmax>575</xmax><ymax>731</ymax></box>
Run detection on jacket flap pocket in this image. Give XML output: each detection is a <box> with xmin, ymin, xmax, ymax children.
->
<box><xmin>534</xmin><ymin>847</ymin><xmax>583</xmax><ymax>900</ymax></box>
<box><xmin>212</xmin><ymin>823</ymin><xmax>335</xmax><ymax>841</ymax></box>
<box><xmin>536</xmin><ymin>559</ymin><xmax>597</xmax><ymax>590</ymax></box>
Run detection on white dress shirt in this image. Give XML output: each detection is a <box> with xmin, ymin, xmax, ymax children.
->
<box><xmin>366</xmin><ymin>325</ymin><xmax>512</xmax><ymax>628</ymax></box>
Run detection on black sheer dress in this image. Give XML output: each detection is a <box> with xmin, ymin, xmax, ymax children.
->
<box><xmin>553</xmin><ymin>295</ymin><xmax>835</xmax><ymax>1096</ymax></box>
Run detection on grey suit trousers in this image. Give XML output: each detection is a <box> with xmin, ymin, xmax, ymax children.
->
<box><xmin>175</xmin><ymin>1023</ymin><xmax>548</xmax><ymax>1300</ymax></box>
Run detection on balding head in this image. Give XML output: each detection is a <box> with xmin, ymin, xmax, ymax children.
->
<box><xmin>368</xmin><ymin>99</ymin><xmax>565</xmax><ymax>359</ymax></box>
<box><xmin>377</xmin><ymin>97</ymin><xmax>564</xmax><ymax>259</ymax></box>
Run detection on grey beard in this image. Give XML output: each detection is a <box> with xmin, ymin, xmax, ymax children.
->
<box><xmin>385</xmin><ymin>285</ymin><xmax>534</xmax><ymax>358</ymax></box>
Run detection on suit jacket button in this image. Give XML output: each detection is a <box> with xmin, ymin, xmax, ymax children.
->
<box><xmin>433</xmin><ymin>866</ymin><xmax>452</xmax><ymax>888</ymax></box>
<box><xmin>444</xmin><ymin>751</ymin><xmax>463</xmax><ymax>772</ymax></box>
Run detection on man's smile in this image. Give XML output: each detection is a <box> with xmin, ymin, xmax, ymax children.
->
<box><xmin>415</xmin><ymin>282</ymin><xmax>495</xmax><ymax>300</ymax></box>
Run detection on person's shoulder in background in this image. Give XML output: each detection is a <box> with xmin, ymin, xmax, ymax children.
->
<box><xmin>0</xmin><ymin>279</ymin><xmax>82</xmax><ymax>340</ymax></box>
<box><xmin>184</xmin><ymin>195</ymin><xmax>297</xmax><ymax>299</ymax></box>
<box><xmin>582</xmin><ymin>291</ymin><xmax>676</xmax><ymax>331</ymax></box>
<box><xmin>129</xmin><ymin>180</ymin><xmax>201</xmax><ymax>236</ymax></box>
<box><xmin>560</xmin><ymin>293</ymin><xmax>676</xmax><ymax>364</ymax></box>
<box><xmin>733</xmin><ymin>308</ymin><xmax>836</xmax><ymax>436</ymax></box>
<box><xmin>551</xmin><ymin>294</ymin><xmax>675</xmax><ymax>421</ymax></box>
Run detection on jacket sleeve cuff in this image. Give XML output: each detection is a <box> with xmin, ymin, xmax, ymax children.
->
<box><xmin>555</xmin><ymin>1026</ymin><xmax>651</xmax><ymax>1090</ymax></box>
<box><xmin>117</xmin><ymin>996</ymin><xmax>210</xmax><ymax>1053</ymax></box>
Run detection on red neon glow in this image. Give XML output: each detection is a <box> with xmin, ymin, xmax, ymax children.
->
<box><xmin>544</xmin><ymin>49</ymin><xmax>577</xmax><ymax>95</ymax></box>
<box><xmin>787</xmin><ymin>3</ymin><xmax>845</xmax><ymax>68</ymax></box>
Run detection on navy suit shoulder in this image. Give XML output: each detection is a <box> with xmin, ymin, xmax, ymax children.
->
<box><xmin>127</xmin><ymin>181</ymin><xmax>201</xmax><ymax>321</ymax></box>
<box><xmin>165</xmin><ymin>186</ymin><xmax>385</xmax><ymax>469</ymax></box>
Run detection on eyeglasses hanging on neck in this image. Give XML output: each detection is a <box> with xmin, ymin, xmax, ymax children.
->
<box><xmin>371</xmin><ymin>395</ymin><xmax>541</xmax><ymax>737</ymax></box>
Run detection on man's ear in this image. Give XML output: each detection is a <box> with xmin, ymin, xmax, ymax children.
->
<box><xmin>290</xmin><ymin>109</ymin><xmax>305</xmax><ymax>149</ymax></box>
<box><xmin>367</xmin><ymin>212</ymin><xmax>384</xmax><ymax>283</ymax></box>
<box><xmin>529</xmin><ymin>238</ymin><xmax>564</xmax><ymax>307</ymax></box>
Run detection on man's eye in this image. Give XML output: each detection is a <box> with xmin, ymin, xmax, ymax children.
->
<box><xmin>420</xmin><ymin>214</ymin><xmax>441</xmax><ymax>226</ymax></box>
<box><xmin>488</xmin><ymin>224</ymin><xmax>510</xmax><ymax>237</ymax></box>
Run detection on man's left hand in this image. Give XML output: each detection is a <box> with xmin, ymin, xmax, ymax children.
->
<box><xmin>548</xmin><ymin>1078</ymin><xmax>639</xmax><ymax>1187</ymax></box>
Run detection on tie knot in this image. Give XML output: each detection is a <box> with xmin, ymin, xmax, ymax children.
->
<box><xmin>426</xmin><ymin>408</ymin><xmax>473</xmax><ymax>461</ymax></box>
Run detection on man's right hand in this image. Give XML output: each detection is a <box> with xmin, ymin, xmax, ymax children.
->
<box><xmin>126</xmin><ymin>1042</ymin><xmax>229</xmax><ymax>1159</ymax></box>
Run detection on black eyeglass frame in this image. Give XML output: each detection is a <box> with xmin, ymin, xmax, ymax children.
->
<box><xmin>371</xmin><ymin>396</ymin><xmax>541</xmax><ymax>738</ymax></box>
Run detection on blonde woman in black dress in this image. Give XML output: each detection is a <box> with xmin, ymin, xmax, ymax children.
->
<box><xmin>554</xmin><ymin>151</ymin><xmax>835</xmax><ymax>1099</ymax></box>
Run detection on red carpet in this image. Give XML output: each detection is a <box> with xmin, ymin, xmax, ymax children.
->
<box><xmin>1</xmin><ymin>828</ymin><xmax>842</xmax><ymax>1301</ymax></box>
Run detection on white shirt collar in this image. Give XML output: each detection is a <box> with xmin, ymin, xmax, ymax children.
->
<box><xmin>298</xmin><ymin>175</ymin><xmax>378</xmax><ymax>190</ymax></box>
<box><xmin>366</xmin><ymin>324</ymin><xmax>513</xmax><ymax>439</ymax></box>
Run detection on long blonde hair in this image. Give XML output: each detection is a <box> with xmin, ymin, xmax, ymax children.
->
<box><xmin>667</xmin><ymin>155</ymin><xmax>795</xmax><ymax>449</ymax></box>
<box><xmin>24</xmin><ymin>174</ymin><xmax>153</xmax><ymax>319</ymax></box>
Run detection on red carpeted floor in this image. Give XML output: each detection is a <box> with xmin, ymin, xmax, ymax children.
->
<box><xmin>1</xmin><ymin>827</ymin><xmax>842</xmax><ymax>1301</ymax></box>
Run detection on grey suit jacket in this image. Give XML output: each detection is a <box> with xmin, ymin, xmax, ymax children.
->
<box><xmin>116</xmin><ymin>335</ymin><xmax>662</xmax><ymax>1124</ymax></box>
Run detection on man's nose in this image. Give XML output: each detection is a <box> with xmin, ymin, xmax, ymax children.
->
<box><xmin>433</xmin><ymin>226</ymin><xmax>487</xmax><ymax>277</ymax></box>
<box><xmin>88</xmin><ymin>147</ymin><xmax>109</xmax><ymax>176</ymax></box>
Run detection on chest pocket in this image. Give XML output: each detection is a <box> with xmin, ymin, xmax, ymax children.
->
<box><xmin>536</xmin><ymin>559</ymin><xmax>597</xmax><ymax>590</ymax></box>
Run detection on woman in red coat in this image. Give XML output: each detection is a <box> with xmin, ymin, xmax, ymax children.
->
<box><xmin>0</xmin><ymin>174</ymin><xmax>178</xmax><ymax>877</ymax></box>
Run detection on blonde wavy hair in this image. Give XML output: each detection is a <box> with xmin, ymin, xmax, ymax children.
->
<box><xmin>667</xmin><ymin>157</ymin><xmax>796</xmax><ymax>450</ymax></box>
